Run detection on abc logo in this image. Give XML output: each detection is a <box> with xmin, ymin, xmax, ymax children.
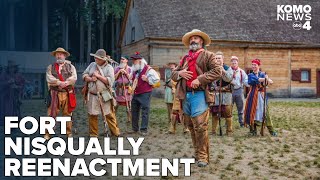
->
<box><xmin>292</xmin><ymin>21</ymin><xmax>302</xmax><ymax>30</ymax></box>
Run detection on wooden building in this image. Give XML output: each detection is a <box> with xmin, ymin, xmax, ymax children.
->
<box><xmin>119</xmin><ymin>0</ymin><xmax>320</xmax><ymax>98</ymax></box>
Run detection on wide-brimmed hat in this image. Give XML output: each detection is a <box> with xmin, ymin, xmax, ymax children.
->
<box><xmin>166</xmin><ymin>62</ymin><xmax>178</xmax><ymax>66</ymax></box>
<box><xmin>51</xmin><ymin>47</ymin><xmax>70</xmax><ymax>57</ymax></box>
<box><xmin>130</xmin><ymin>52</ymin><xmax>143</xmax><ymax>60</ymax></box>
<box><xmin>90</xmin><ymin>49</ymin><xmax>110</xmax><ymax>61</ymax></box>
<box><xmin>182</xmin><ymin>29</ymin><xmax>211</xmax><ymax>47</ymax></box>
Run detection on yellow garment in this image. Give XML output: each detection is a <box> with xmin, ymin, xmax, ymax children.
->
<box><xmin>171</xmin><ymin>81</ymin><xmax>181</xmax><ymax>111</ymax></box>
<box><xmin>88</xmin><ymin>111</ymin><xmax>120</xmax><ymax>137</ymax></box>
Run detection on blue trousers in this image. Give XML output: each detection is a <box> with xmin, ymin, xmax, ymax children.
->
<box><xmin>182</xmin><ymin>91</ymin><xmax>208</xmax><ymax>118</ymax></box>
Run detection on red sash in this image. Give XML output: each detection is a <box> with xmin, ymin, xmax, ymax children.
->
<box><xmin>54</xmin><ymin>63</ymin><xmax>77</xmax><ymax>113</ymax></box>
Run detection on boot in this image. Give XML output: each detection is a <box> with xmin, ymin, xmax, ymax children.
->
<box><xmin>211</xmin><ymin>115</ymin><xmax>219</xmax><ymax>135</ymax></box>
<box><xmin>66</xmin><ymin>121</ymin><xmax>73</xmax><ymax>137</ymax></box>
<box><xmin>249</xmin><ymin>124</ymin><xmax>257</xmax><ymax>136</ymax></box>
<box><xmin>225</xmin><ymin>117</ymin><xmax>233</xmax><ymax>136</ymax></box>
<box><xmin>192</xmin><ymin>110</ymin><xmax>210</xmax><ymax>164</ymax></box>
<box><xmin>44</xmin><ymin>130</ymin><xmax>50</xmax><ymax>140</ymax></box>
<box><xmin>167</xmin><ymin>114</ymin><xmax>176</xmax><ymax>134</ymax></box>
<box><xmin>180</xmin><ymin>112</ymin><xmax>189</xmax><ymax>133</ymax></box>
<box><xmin>267</xmin><ymin>126</ymin><xmax>278</xmax><ymax>137</ymax></box>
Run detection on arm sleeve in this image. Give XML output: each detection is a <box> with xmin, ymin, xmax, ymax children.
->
<box><xmin>46</xmin><ymin>64</ymin><xmax>61</xmax><ymax>86</ymax></box>
<box><xmin>221</xmin><ymin>67</ymin><xmax>233</xmax><ymax>82</ymax></box>
<box><xmin>146</xmin><ymin>69</ymin><xmax>160</xmax><ymax>85</ymax></box>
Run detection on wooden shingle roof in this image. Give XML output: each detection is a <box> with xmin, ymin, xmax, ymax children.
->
<box><xmin>122</xmin><ymin>0</ymin><xmax>320</xmax><ymax>45</ymax></box>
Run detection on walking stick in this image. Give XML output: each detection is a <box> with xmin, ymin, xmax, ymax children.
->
<box><xmin>121</xmin><ymin>73</ymin><xmax>131</xmax><ymax>130</ymax></box>
<box><xmin>218</xmin><ymin>79</ymin><xmax>223</xmax><ymax>136</ymax></box>
<box><xmin>260</xmin><ymin>73</ymin><xmax>267</xmax><ymax>136</ymax></box>
<box><xmin>96</xmin><ymin>91</ymin><xmax>110</xmax><ymax>137</ymax></box>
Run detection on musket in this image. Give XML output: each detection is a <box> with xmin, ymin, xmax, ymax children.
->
<box><xmin>94</xmin><ymin>80</ymin><xmax>110</xmax><ymax>137</ymax></box>
<box><xmin>218</xmin><ymin>79</ymin><xmax>223</xmax><ymax>136</ymax></box>
<box><xmin>260</xmin><ymin>72</ymin><xmax>268</xmax><ymax>136</ymax></box>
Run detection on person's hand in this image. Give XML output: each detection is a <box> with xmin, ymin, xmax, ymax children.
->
<box><xmin>120</xmin><ymin>69</ymin><xmax>126</xmax><ymax>74</ymax></box>
<box><xmin>59</xmin><ymin>82</ymin><xmax>68</xmax><ymax>88</ymax></box>
<box><xmin>93</xmin><ymin>71</ymin><xmax>100</xmax><ymax>78</ymax></box>
<box><xmin>191</xmin><ymin>79</ymin><xmax>200</xmax><ymax>89</ymax></box>
<box><xmin>215</xmin><ymin>86</ymin><xmax>220</xmax><ymax>91</ymax></box>
<box><xmin>91</xmin><ymin>76</ymin><xmax>97</xmax><ymax>82</ymax></box>
<box><xmin>178</xmin><ymin>69</ymin><xmax>193</xmax><ymax>80</ymax></box>
<box><xmin>258</xmin><ymin>78</ymin><xmax>265</xmax><ymax>82</ymax></box>
<box><xmin>141</xmin><ymin>75</ymin><xmax>148</xmax><ymax>82</ymax></box>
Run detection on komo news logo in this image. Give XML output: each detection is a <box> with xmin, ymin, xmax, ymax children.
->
<box><xmin>277</xmin><ymin>5</ymin><xmax>312</xmax><ymax>30</ymax></box>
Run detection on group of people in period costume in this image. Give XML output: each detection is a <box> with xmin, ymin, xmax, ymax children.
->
<box><xmin>163</xmin><ymin>29</ymin><xmax>278</xmax><ymax>167</ymax></box>
<box><xmin>45</xmin><ymin>47</ymin><xmax>160</xmax><ymax>139</ymax></box>
<box><xmin>42</xmin><ymin>28</ymin><xmax>278</xmax><ymax>168</ymax></box>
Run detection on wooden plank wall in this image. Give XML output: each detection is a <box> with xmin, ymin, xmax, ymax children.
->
<box><xmin>121</xmin><ymin>39</ymin><xmax>320</xmax><ymax>97</ymax></box>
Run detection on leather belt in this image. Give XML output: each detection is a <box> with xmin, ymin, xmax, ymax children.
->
<box><xmin>89</xmin><ymin>92</ymin><xmax>98</xmax><ymax>95</ymax></box>
<box><xmin>233</xmin><ymin>87</ymin><xmax>243</xmax><ymax>90</ymax></box>
<box><xmin>186</xmin><ymin>87</ymin><xmax>204</xmax><ymax>92</ymax></box>
<box><xmin>50</xmin><ymin>86</ymin><xmax>67</xmax><ymax>92</ymax></box>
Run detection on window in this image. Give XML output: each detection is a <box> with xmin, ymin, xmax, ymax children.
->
<box><xmin>131</xmin><ymin>27</ymin><xmax>135</xmax><ymax>43</ymax></box>
<box><xmin>291</xmin><ymin>68</ymin><xmax>311</xmax><ymax>83</ymax></box>
<box><xmin>301</xmin><ymin>69</ymin><xmax>311</xmax><ymax>83</ymax></box>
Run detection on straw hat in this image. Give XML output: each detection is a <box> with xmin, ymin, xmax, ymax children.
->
<box><xmin>90</xmin><ymin>49</ymin><xmax>110</xmax><ymax>61</ymax></box>
<box><xmin>182</xmin><ymin>29</ymin><xmax>211</xmax><ymax>47</ymax></box>
<box><xmin>51</xmin><ymin>47</ymin><xmax>70</xmax><ymax>57</ymax></box>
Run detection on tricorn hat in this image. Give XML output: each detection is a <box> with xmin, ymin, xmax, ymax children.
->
<box><xmin>182</xmin><ymin>29</ymin><xmax>211</xmax><ymax>47</ymax></box>
<box><xmin>51</xmin><ymin>47</ymin><xmax>70</xmax><ymax>57</ymax></box>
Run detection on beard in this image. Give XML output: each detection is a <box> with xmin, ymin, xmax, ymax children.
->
<box><xmin>56</xmin><ymin>59</ymin><xmax>65</xmax><ymax>64</ymax></box>
<box><xmin>119</xmin><ymin>62</ymin><xmax>126</xmax><ymax>69</ymax></box>
<box><xmin>189</xmin><ymin>42</ymin><xmax>201</xmax><ymax>51</ymax></box>
<box><xmin>132</xmin><ymin>63</ymin><xmax>145</xmax><ymax>72</ymax></box>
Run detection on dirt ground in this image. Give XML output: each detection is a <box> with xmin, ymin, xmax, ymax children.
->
<box><xmin>2</xmin><ymin>96</ymin><xmax>320</xmax><ymax>180</ymax></box>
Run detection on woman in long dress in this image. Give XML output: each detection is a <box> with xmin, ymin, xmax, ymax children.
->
<box><xmin>244</xmin><ymin>59</ymin><xmax>277</xmax><ymax>136</ymax></box>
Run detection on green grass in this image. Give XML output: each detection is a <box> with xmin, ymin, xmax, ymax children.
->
<box><xmin>17</xmin><ymin>96</ymin><xmax>320</xmax><ymax>180</ymax></box>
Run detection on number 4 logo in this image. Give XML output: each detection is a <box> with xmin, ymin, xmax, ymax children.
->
<box><xmin>303</xmin><ymin>21</ymin><xmax>312</xmax><ymax>30</ymax></box>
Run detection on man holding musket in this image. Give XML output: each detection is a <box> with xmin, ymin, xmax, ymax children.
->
<box><xmin>83</xmin><ymin>49</ymin><xmax>120</xmax><ymax>137</ymax></box>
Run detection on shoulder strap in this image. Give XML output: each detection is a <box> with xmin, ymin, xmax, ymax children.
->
<box><xmin>53</xmin><ymin>63</ymin><xmax>65</xmax><ymax>81</ymax></box>
<box><xmin>96</xmin><ymin>64</ymin><xmax>105</xmax><ymax>76</ymax></box>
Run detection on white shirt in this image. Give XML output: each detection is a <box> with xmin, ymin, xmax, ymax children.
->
<box><xmin>231</xmin><ymin>67</ymin><xmax>249</xmax><ymax>89</ymax></box>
